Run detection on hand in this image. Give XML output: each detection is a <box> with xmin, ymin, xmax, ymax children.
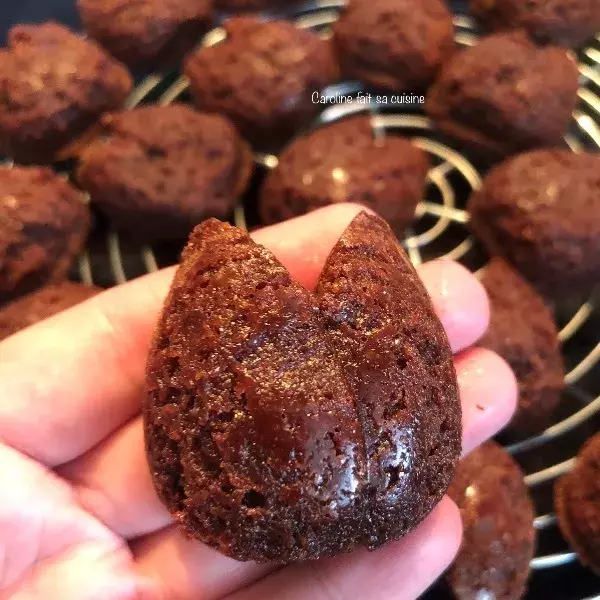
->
<box><xmin>0</xmin><ymin>204</ymin><xmax>516</xmax><ymax>600</ymax></box>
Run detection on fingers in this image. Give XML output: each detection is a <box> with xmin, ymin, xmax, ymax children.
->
<box><xmin>0</xmin><ymin>443</ymin><xmax>159</xmax><ymax>600</ymax></box>
<box><xmin>418</xmin><ymin>260</ymin><xmax>489</xmax><ymax>354</ymax></box>
<box><xmin>59</xmin><ymin>248</ymin><xmax>495</xmax><ymax>542</ymax></box>
<box><xmin>0</xmin><ymin>204</ymin><xmax>367</xmax><ymax>467</ymax></box>
<box><xmin>456</xmin><ymin>347</ymin><xmax>517</xmax><ymax>456</ymax></box>
<box><xmin>4</xmin><ymin>543</ymin><xmax>158</xmax><ymax>600</ymax></box>
<box><xmin>0</xmin><ymin>267</ymin><xmax>174</xmax><ymax>468</ymax></box>
<box><xmin>57</xmin><ymin>417</ymin><xmax>172</xmax><ymax>540</ymax></box>
<box><xmin>226</xmin><ymin>497</ymin><xmax>462</xmax><ymax>600</ymax></box>
<box><xmin>131</xmin><ymin>527</ymin><xmax>272</xmax><ymax>600</ymax></box>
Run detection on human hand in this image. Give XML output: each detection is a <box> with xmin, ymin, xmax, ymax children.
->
<box><xmin>0</xmin><ymin>204</ymin><xmax>517</xmax><ymax>600</ymax></box>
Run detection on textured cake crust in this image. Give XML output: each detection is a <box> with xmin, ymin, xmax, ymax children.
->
<box><xmin>77</xmin><ymin>105</ymin><xmax>252</xmax><ymax>241</ymax></box>
<box><xmin>447</xmin><ymin>442</ymin><xmax>536</xmax><ymax>600</ymax></box>
<box><xmin>470</xmin><ymin>0</ymin><xmax>600</xmax><ymax>48</ymax></box>
<box><xmin>144</xmin><ymin>212</ymin><xmax>460</xmax><ymax>562</ymax></box>
<box><xmin>333</xmin><ymin>0</ymin><xmax>455</xmax><ymax>91</ymax></box>
<box><xmin>0</xmin><ymin>166</ymin><xmax>91</xmax><ymax>303</ymax></box>
<box><xmin>469</xmin><ymin>150</ymin><xmax>600</xmax><ymax>298</ymax></box>
<box><xmin>259</xmin><ymin>117</ymin><xmax>428</xmax><ymax>235</ymax></box>
<box><xmin>77</xmin><ymin>0</ymin><xmax>212</xmax><ymax>69</ymax></box>
<box><xmin>426</xmin><ymin>31</ymin><xmax>579</xmax><ymax>158</ymax></box>
<box><xmin>0</xmin><ymin>22</ymin><xmax>132</xmax><ymax>164</ymax></box>
<box><xmin>480</xmin><ymin>258</ymin><xmax>564</xmax><ymax>435</ymax></box>
<box><xmin>0</xmin><ymin>281</ymin><xmax>100</xmax><ymax>341</ymax></box>
<box><xmin>184</xmin><ymin>18</ymin><xmax>339</xmax><ymax>148</ymax></box>
<box><xmin>555</xmin><ymin>432</ymin><xmax>600</xmax><ymax>575</ymax></box>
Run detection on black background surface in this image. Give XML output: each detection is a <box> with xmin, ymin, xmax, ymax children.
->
<box><xmin>1</xmin><ymin>1</ymin><xmax>80</xmax><ymax>39</ymax></box>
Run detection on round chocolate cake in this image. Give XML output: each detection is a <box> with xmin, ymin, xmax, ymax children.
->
<box><xmin>0</xmin><ymin>281</ymin><xmax>101</xmax><ymax>341</ymax></box>
<box><xmin>469</xmin><ymin>149</ymin><xmax>600</xmax><ymax>298</ymax></box>
<box><xmin>447</xmin><ymin>441</ymin><xmax>536</xmax><ymax>600</ymax></box>
<box><xmin>0</xmin><ymin>22</ymin><xmax>132</xmax><ymax>164</ymax></box>
<box><xmin>259</xmin><ymin>116</ymin><xmax>428</xmax><ymax>235</ymax></box>
<box><xmin>555</xmin><ymin>432</ymin><xmax>600</xmax><ymax>575</ymax></box>
<box><xmin>77</xmin><ymin>0</ymin><xmax>213</xmax><ymax>69</ymax></box>
<box><xmin>0</xmin><ymin>166</ymin><xmax>91</xmax><ymax>302</ymax></box>
<box><xmin>77</xmin><ymin>105</ymin><xmax>253</xmax><ymax>241</ymax></box>
<box><xmin>480</xmin><ymin>258</ymin><xmax>564</xmax><ymax>436</ymax></box>
<box><xmin>184</xmin><ymin>17</ymin><xmax>339</xmax><ymax>148</ymax></box>
<box><xmin>470</xmin><ymin>0</ymin><xmax>600</xmax><ymax>48</ymax></box>
<box><xmin>426</xmin><ymin>31</ymin><xmax>579</xmax><ymax>158</ymax></box>
<box><xmin>144</xmin><ymin>212</ymin><xmax>461</xmax><ymax>562</ymax></box>
<box><xmin>333</xmin><ymin>0</ymin><xmax>455</xmax><ymax>91</ymax></box>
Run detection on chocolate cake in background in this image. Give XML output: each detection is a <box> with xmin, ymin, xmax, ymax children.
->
<box><xmin>447</xmin><ymin>442</ymin><xmax>536</xmax><ymax>600</ymax></box>
<box><xmin>0</xmin><ymin>21</ymin><xmax>132</xmax><ymax>164</ymax></box>
<box><xmin>470</xmin><ymin>0</ymin><xmax>600</xmax><ymax>49</ymax></box>
<box><xmin>426</xmin><ymin>31</ymin><xmax>579</xmax><ymax>158</ymax></box>
<box><xmin>184</xmin><ymin>17</ymin><xmax>338</xmax><ymax>149</ymax></box>
<box><xmin>333</xmin><ymin>0</ymin><xmax>455</xmax><ymax>92</ymax></box>
<box><xmin>259</xmin><ymin>116</ymin><xmax>428</xmax><ymax>234</ymax></box>
<box><xmin>480</xmin><ymin>258</ymin><xmax>565</xmax><ymax>436</ymax></box>
<box><xmin>0</xmin><ymin>165</ymin><xmax>90</xmax><ymax>303</ymax></box>
<box><xmin>77</xmin><ymin>0</ymin><xmax>213</xmax><ymax>70</ymax></box>
<box><xmin>0</xmin><ymin>281</ymin><xmax>101</xmax><ymax>340</ymax></box>
<box><xmin>555</xmin><ymin>432</ymin><xmax>600</xmax><ymax>575</ymax></box>
<box><xmin>469</xmin><ymin>150</ymin><xmax>600</xmax><ymax>299</ymax></box>
<box><xmin>77</xmin><ymin>105</ymin><xmax>253</xmax><ymax>241</ymax></box>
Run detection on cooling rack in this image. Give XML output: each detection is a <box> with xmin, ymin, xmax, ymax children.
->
<box><xmin>9</xmin><ymin>4</ymin><xmax>600</xmax><ymax>598</ymax></box>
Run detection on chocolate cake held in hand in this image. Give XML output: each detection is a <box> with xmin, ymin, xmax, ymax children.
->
<box><xmin>144</xmin><ymin>212</ymin><xmax>461</xmax><ymax>562</ymax></box>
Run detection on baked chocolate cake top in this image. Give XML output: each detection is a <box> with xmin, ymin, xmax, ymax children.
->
<box><xmin>77</xmin><ymin>105</ymin><xmax>253</xmax><ymax>240</ymax></box>
<box><xmin>426</xmin><ymin>30</ymin><xmax>579</xmax><ymax>157</ymax></box>
<box><xmin>184</xmin><ymin>17</ymin><xmax>339</xmax><ymax>148</ymax></box>
<box><xmin>0</xmin><ymin>166</ymin><xmax>91</xmax><ymax>302</ymax></box>
<box><xmin>259</xmin><ymin>116</ymin><xmax>429</xmax><ymax>233</ymax></box>
<box><xmin>0</xmin><ymin>22</ymin><xmax>132</xmax><ymax>164</ymax></box>
<box><xmin>470</xmin><ymin>0</ymin><xmax>600</xmax><ymax>48</ymax></box>
<box><xmin>447</xmin><ymin>441</ymin><xmax>536</xmax><ymax>600</ymax></box>
<box><xmin>555</xmin><ymin>432</ymin><xmax>600</xmax><ymax>575</ymax></box>
<box><xmin>469</xmin><ymin>149</ymin><xmax>600</xmax><ymax>298</ymax></box>
<box><xmin>0</xmin><ymin>281</ymin><xmax>101</xmax><ymax>341</ymax></box>
<box><xmin>480</xmin><ymin>258</ymin><xmax>564</xmax><ymax>435</ymax></box>
<box><xmin>144</xmin><ymin>212</ymin><xmax>460</xmax><ymax>562</ymax></box>
<box><xmin>77</xmin><ymin>0</ymin><xmax>213</xmax><ymax>69</ymax></box>
<box><xmin>333</xmin><ymin>0</ymin><xmax>455</xmax><ymax>91</ymax></box>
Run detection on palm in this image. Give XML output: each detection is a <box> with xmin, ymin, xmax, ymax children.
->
<box><xmin>0</xmin><ymin>444</ymin><xmax>139</xmax><ymax>599</ymax></box>
<box><xmin>0</xmin><ymin>205</ymin><xmax>516</xmax><ymax>600</ymax></box>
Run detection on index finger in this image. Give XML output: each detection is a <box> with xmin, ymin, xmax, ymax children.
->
<box><xmin>0</xmin><ymin>204</ymin><xmax>489</xmax><ymax>467</ymax></box>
